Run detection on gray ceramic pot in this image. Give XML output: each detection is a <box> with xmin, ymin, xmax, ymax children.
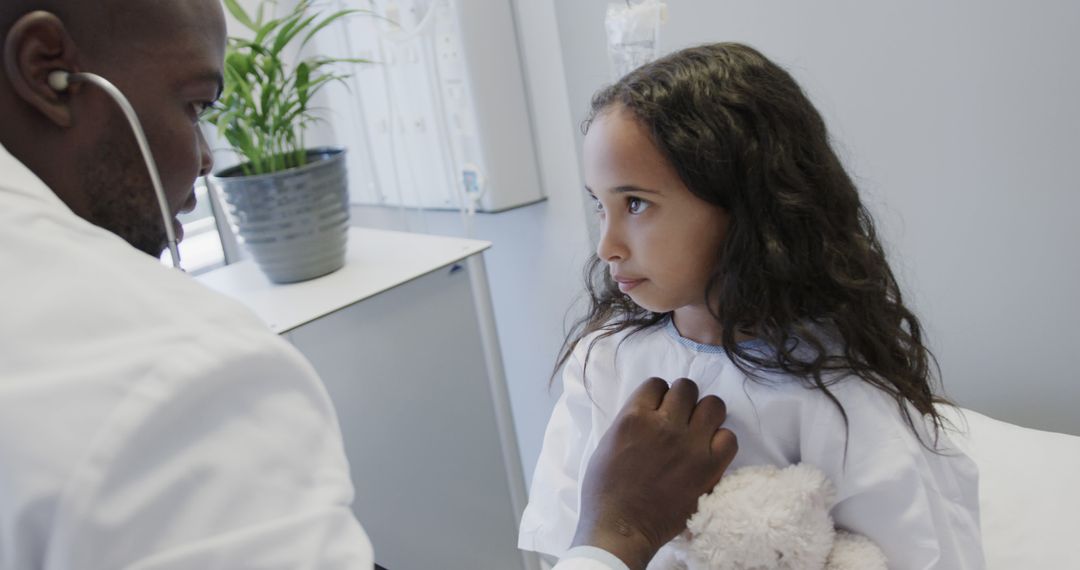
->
<box><xmin>212</xmin><ymin>147</ymin><xmax>349</xmax><ymax>284</ymax></box>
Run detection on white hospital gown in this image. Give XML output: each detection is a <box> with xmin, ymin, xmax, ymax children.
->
<box><xmin>519</xmin><ymin>318</ymin><xmax>985</xmax><ymax>569</ymax></box>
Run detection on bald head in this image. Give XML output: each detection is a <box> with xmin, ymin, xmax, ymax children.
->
<box><xmin>2</xmin><ymin>1</ymin><xmax>119</xmax><ymax>62</ymax></box>
<box><xmin>2</xmin><ymin>0</ymin><xmax>224</xmax><ymax>66</ymax></box>
<box><xmin>1</xmin><ymin>0</ymin><xmax>226</xmax><ymax>256</ymax></box>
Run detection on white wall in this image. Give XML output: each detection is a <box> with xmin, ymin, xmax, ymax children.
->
<box><xmin>343</xmin><ymin>1</ymin><xmax>592</xmax><ymax>484</ymax></box>
<box><xmin>553</xmin><ymin>0</ymin><xmax>1080</xmax><ymax>435</ymax></box>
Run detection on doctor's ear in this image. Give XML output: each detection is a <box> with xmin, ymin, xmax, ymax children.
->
<box><xmin>3</xmin><ymin>11</ymin><xmax>81</xmax><ymax>128</ymax></box>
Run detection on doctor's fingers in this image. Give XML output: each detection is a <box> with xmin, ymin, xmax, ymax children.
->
<box><xmin>694</xmin><ymin>428</ymin><xmax>738</xmax><ymax>493</ymax></box>
<box><xmin>624</xmin><ymin>377</ymin><xmax>670</xmax><ymax>413</ymax></box>
<box><xmin>689</xmin><ymin>394</ymin><xmax>727</xmax><ymax>432</ymax></box>
<box><xmin>711</xmin><ymin>427</ymin><xmax>738</xmax><ymax>466</ymax></box>
<box><xmin>658</xmin><ymin>377</ymin><xmax>699</xmax><ymax>423</ymax></box>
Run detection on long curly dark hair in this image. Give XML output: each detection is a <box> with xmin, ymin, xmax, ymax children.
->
<box><xmin>556</xmin><ymin>43</ymin><xmax>949</xmax><ymax>445</ymax></box>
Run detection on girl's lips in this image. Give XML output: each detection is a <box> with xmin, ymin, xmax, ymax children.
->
<box><xmin>614</xmin><ymin>277</ymin><xmax>644</xmax><ymax>292</ymax></box>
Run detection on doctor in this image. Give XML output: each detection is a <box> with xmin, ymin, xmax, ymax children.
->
<box><xmin>0</xmin><ymin>1</ymin><xmax>739</xmax><ymax>569</ymax></box>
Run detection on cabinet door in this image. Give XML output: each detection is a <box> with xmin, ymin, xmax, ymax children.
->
<box><xmin>285</xmin><ymin>261</ymin><xmax>530</xmax><ymax>569</ymax></box>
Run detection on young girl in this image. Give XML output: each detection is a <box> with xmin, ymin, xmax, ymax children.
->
<box><xmin>519</xmin><ymin>43</ymin><xmax>984</xmax><ymax>568</ymax></box>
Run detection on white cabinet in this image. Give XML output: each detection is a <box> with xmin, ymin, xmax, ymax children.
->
<box><xmin>198</xmin><ymin>228</ymin><xmax>540</xmax><ymax>570</ymax></box>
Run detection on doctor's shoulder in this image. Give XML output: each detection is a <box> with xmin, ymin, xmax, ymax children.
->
<box><xmin>78</xmin><ymin>233</ymin><xmax>322</xmax><ymax>392</ymax></box>
<box><xmin>146</xmin><ymin>268</ymin><xmax>320</xmax><ymax>388</ymax></box>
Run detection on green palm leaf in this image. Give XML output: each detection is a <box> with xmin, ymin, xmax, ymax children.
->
<box><xmin>206</xmin><ymin>0</ymin><xmax>371</xmax><ymax>176</ymax></box>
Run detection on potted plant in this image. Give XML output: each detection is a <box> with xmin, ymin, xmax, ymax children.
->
<box><xmin>208</xmin><ymin>0</ymin><xmax>368</xmax><ymax>284</ymax></box>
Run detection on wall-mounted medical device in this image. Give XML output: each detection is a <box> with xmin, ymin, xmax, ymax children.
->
<box><xmin>606</xmin><ymin>0</ymin><xmax>668</xmax><ymax>79</ymax></box>
<box><xmin>317</xmin><ymin>0</ymin><xmax>544</xmax><ymax>213</ymax></box>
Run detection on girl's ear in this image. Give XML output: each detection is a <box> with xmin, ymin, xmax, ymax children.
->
<box><xmin>3</xmin><ymin>11</ymin><xmax>82</xmax><ymax>128</ymax></box>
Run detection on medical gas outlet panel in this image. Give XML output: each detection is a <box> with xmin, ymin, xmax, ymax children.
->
<box><xmin>320</xmin><ymin>0</ymin><xmax>544</xmax><ymax>213</ymax></box>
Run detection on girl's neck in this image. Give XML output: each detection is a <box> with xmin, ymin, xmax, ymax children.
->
<box><xmin>672</xmin><ymin>306</ymin><xmax>754</xmax><ymax>346</ymax></box>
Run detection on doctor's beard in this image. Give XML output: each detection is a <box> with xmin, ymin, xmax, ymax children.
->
<box><xmin>79</xmin><ymin>114</ymin><xmax>170</xmax><ymax>258</ymax></box>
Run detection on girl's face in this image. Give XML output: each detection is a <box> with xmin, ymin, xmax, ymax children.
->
<box><xmin>584</xmin><ymin>105</ymin><xmax>731</xmax><ymax>318</ymax></box>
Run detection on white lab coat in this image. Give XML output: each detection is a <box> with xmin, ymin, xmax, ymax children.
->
<box><xmin>0</xmin><ymin>144</ymin><xmax>619</xmax><ymax>569</ymax></box>
<box><xmin>521</xmin><ymin>320</ymin><xmax>987</xmax><ymax>569</ymax></box>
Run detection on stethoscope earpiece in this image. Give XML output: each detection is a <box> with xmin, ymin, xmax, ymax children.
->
<box><xmin>48</xmin><ymin>70</ymin><xmax>71</xmax><ymax>92</ymax></box>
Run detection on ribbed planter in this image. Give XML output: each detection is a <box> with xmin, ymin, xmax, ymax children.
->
<box><xmin>212</xmin><ymin>147</ymin><xmax>350</xmax><ymax>284</ymax></box>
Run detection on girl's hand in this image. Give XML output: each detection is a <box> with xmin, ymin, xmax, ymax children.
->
<box><xmin>572</xmin><ymin>377</ymin><xmax>738</xmax><ymax>569</ymax></box>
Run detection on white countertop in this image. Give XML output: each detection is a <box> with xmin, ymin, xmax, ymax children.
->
<box><xmin>197</xmin><ymin>227</ymin><xmax>491</xmax><ymax>333</ymax></box>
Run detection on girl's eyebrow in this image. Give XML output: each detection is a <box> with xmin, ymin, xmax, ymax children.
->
<box><xmin>584</xmin><ymin>185</ymin><xmax>662</xmax><ymax>195</ymax></box>
<box><xmin>613</xmin><ymin>185</ymin><xmax>661</xmax><ymax>195</ymax></box>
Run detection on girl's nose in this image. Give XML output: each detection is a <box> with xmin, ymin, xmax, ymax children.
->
<box><xmin>596</xmin><ymin>221</ymin><xmax>627</xmax><ymax>263</ymax></box>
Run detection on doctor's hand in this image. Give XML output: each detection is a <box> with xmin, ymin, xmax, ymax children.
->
<box><xmin>571</xmin><ymin>378</ymin><xmax>738</xmax><ymax>570</ymax></box>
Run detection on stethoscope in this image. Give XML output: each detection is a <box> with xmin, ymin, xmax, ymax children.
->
<box><xmin>47</xmin><ymin>70</ymin><xmax>182</xmax><ymax>270</ymax></box>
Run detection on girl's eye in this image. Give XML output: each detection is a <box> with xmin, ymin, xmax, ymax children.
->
<box><xmin>589</xmin><ymin>194</ymin><xmax>604</xmax><ymax>213</ymax></box>
<box><xmin>627</xmin><ymin>197</ymin><xmax>650</xmax><ymax>214</ymax></box>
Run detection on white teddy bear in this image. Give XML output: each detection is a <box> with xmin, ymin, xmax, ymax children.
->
<box><xmin>649</xmin><ymin>464</ymin><xmax>888</xmax><ymax>570</ymax></box>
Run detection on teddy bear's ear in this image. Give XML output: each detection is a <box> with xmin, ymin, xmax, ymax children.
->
<box><xmin>782</xmin><ymin>464</ymin><xmax>837</xmax><ymax>506</ymax></box>
<box><xmin>686</xmin><ymin>464</ymin><xmax>838</xmax><ymax>569</ymax></box>
<box><xmin>826</xmin><ymin>531</ymin><xmax>889</xmax><ymax>570</ymax></box>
